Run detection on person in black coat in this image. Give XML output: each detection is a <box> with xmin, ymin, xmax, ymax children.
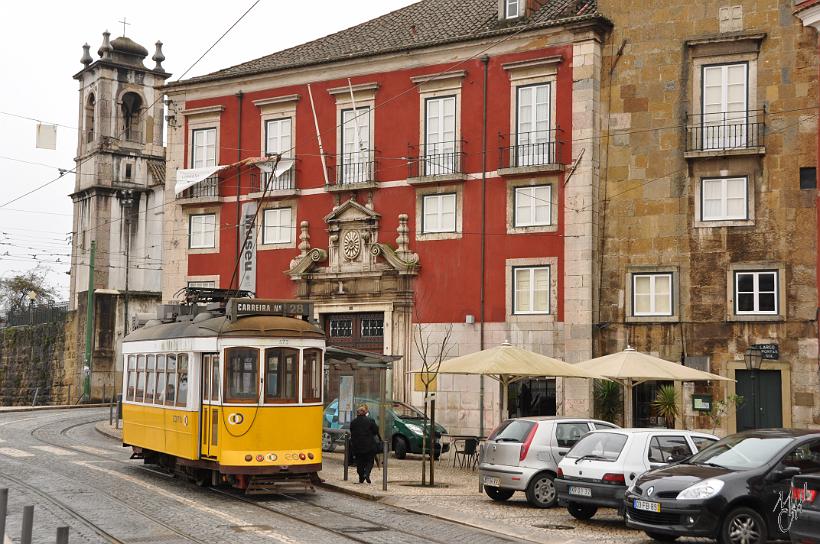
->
<box><xmin>349</xmin><ymin>404</ymin><xmax>381</xmax><ymax>483</ymax></box>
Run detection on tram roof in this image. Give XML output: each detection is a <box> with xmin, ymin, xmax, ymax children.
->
<box><xmin>123</xmin><ymin>314</ymin><xmax>324</xmax><ymax>342</ymax></box>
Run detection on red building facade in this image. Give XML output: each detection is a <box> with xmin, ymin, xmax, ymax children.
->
<box><xmin>163</xmin><ymin>0</ymin><xmax>610</xmax><ymax>434</ymax></box>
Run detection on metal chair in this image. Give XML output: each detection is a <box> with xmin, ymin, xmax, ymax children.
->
<box><xmin>453</xmin><ymin>437</ymin><xmax>478</xmax><ymax>469</ymax></box>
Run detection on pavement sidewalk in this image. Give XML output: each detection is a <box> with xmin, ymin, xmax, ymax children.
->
<box><xmin>0</xmin><ymin>403</ymin><xmax>112</xmax><ymax>413</ymax></box>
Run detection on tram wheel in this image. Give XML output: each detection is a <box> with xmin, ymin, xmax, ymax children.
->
<box><xmin>194</xmin><ymin>469</ymin><xmax>211</xmax><ymax>487</ymax></box>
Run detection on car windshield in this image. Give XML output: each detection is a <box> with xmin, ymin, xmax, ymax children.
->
<box><xmin>565</xmin><ymin>432</ymin><xmax>628</xmax><ymax>461</ymax></box>
<box><xmin>489</xmin><ymin>420</ymin><xmax>536</xmax><ymax>442</ymax></box>
<box><xmin>686</xmin><ymin>435</ymin><xmax>793</xmax><ymax>470</ymax></box>
<box><xmin>390</xmin><ymin>401</ymin><xmax>426</xmax><ymax>420</ymax></box>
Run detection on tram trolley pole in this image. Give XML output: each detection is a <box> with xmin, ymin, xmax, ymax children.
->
<box><xmin>343</xmin><ymin>433</ymin><xmax>350</xmax><ymax>481</ymax></box>
<box><xmin>21</xmin><ymin>505</ymin><xmax>33</xmax><ymax>544</ymax></box>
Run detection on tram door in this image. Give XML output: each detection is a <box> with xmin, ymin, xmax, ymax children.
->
<box><xmin>200</xmin><ymin>353</ymin><xmax>220</xmax><ymax>459</ymax></box>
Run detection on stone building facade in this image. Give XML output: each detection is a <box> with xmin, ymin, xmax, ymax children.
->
<box><xmin>595</xmin><ymin>0</ymin><xmax>819</xmax><ymax>432</ymax></box>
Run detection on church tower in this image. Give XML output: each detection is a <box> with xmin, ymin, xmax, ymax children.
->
<box><xmin>69</xmin><ymin>30</ymin><xmax>169</xmax><ymax>396</ymax></box>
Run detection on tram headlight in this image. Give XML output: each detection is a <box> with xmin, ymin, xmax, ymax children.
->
<box><xmin>405</xmin><ymin>423</ymin><xmax>424</xmax><ymax>436</ymax></box>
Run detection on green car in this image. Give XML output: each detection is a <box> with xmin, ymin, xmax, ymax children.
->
<box><xmin>322</xmin><ymin>398</ymin><xmax>449</xmax><ymax>459</ymax></box>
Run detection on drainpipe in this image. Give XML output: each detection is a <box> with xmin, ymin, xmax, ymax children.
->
<box><xmin>479</xmin><ymin>55</ymin><xmax>489</xmax><ymax>437</ymax></box>
<box><xmin>234</xmin><ymin>91</ymin><xmax>244</xmax><ymax>289</ymax></box>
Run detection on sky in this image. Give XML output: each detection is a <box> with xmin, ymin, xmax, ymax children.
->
<box><xmin>0</xmin><ymin>0</ymin><xmax>416</xmax><ymax>300</ymax></box>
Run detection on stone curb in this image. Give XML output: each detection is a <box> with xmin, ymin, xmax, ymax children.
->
<box><xmin>0</xmin><ymin>403</ymin><xmax>112</xmax><ymax>413</ymax></box>
<box><xmin>315</xmin><ymin>480</ymin><xmax>382</xmax><ymax>501</ymax></box>
<box><xmin>94</xmin><ymin>421</ymin><xmax>122</xmax><ymax>441</ymax></box>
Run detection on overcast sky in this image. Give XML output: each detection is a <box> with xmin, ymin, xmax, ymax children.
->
<box><xmin>0</xmin><ymin>0</ymin><xmax>416</xmax><ymax>299</ymax></box>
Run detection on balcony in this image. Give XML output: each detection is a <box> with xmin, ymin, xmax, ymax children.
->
<box><xmin>498</xmin><ymin>129</ymin><xmax>564</xmax><ymax>176</ymax></box>
<box><xmin>176</xmin><ymin>175</ymin><xmax>219</xmax><ymax>202</ymax></box>
<box><xmin>327</xmin><ymin>151</ymin><xmax>377</xmax><ymax>191</ymax></box>
<box><xmin>407</xmin><ymin>141</ymin><xmax>465</xmax><ymax>185</ymax></box>
<box><xmin>248</xmin><ymin>162</ymin><xmax>298</xmax><ymax>199</ymax></box>
<box><xmin>685</xmin><ymin>109</ymin><xmax>765</xmax><ymax>158</ymax></box>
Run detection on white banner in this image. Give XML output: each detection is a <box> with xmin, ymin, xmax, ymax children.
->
<box><xmin>36</xmin><ymin>123</ymin><xmax>57</xmax><ymax>150</ymax></box>
<box><xmin>174</xmin><ymin>165</ymin><xmax>225</xmax><ymax>195</ymax></box>
<box><xmin>239</xmin><ymin>201</ymin><xmax>257</xmax><ymax>294</ymax></box>
<box><xmin>257</xmin><ymin>158</ymin><xmax>294</xmax><ymax>178</ymax></box>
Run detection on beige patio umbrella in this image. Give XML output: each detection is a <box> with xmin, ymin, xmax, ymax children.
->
<box><xmin>434</xmin><ymin>341</ymin><xmax>606</xmax><ymax>420</ymax></box>
<box><xmin>575</xmin><ymin>347</ymin><xmax>733</xmax><ymax>426</ymax></box>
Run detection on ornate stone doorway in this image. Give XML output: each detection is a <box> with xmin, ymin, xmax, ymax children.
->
<box><xmin>324</xmin><ymin>312</ymin><xmax>385</xmax><ymax>353</ymax></box>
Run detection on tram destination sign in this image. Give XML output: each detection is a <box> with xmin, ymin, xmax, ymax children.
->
<box><xmin>228</xmin><ymin>298</ymin><xmax>313</xmax><ymax>321</ymax></box>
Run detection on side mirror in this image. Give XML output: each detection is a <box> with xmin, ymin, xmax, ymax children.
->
<box><xmin>771</xmin><ymin>466</ymin><xmax>801</xmax><ymax>481</ymax></box>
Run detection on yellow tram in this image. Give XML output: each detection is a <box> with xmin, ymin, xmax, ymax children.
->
<box><xmin>121</xmin><ymin>296</ymin><xmax>324</xmax><ymax>492</ymax></box>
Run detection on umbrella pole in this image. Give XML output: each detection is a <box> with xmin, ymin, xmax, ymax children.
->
<box><xmin>624</xmin><ymin>378</ymin><xmax>633</xmax><ymax>427</ymax></box>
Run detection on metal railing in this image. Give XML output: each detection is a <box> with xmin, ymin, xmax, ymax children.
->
<box><xmin>498</xmin><ymin>130</ymin><xmax>562</xmax><ymax>170</ymax></box>
<box><xmin>407</xmin><ymin>141</ymin><xmax>463</xmax><ymax>178</ymax></box>
<box><xmin>177</xmin><ymin>175</ymin><xmax>219</xmax><ymax>199</ymax></box>
<box><xmin>686</xmin><ymin>109</ymin><xmax>765</xmax><ymax>152</ymax></box>
<box><xmin>334</xmin><ymin>150</ymin><xmax>376</xmax><ymax>185</ymax></box>
<box><xmin>250</xmin><ymin>168</ymin><xmax>295</xmax><ymax>192</ymax></box>
<box><xmin>2</xmin><ymin>302</ymin><xmax>68</xmax><ymax>328</ymax></box>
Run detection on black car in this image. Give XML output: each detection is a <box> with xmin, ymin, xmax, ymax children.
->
<box><xmin>623</xmin><ymin>429</ymin><xmax>820</xmax><ymax>544</ymax></box>
<box><xmin>790</xmin><ymin>474</ymin><xmax>819</xmax><ymax>544</ymax></box>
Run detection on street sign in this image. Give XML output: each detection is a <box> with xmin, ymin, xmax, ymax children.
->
<box><xmin>751</xmin><ymin>343</ymin><xmax>779</xmax><ymax>360</ymax></box>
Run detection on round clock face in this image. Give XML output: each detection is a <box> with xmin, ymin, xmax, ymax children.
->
<box><xmin>342</xmin><ymin>230</ymin><xmax>361</xmax><ymax>260</ymax></box>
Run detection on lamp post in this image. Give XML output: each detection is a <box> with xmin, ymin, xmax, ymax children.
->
<box><xmin>743</xmin><ymin>346</ymin><xmax>763</xmax><ymax>429</ymax></box>
<box><xmin>118</xmin><ymin>189</ymin><xmax>135</xmax><ymax>337</ymax></box>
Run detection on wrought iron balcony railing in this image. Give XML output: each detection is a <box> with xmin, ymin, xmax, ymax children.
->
<box><xmin>407</xmin><ymin>141</ymin><xmax>464</xmax><ymax>178</ymax></box>
<box><xmin>177</xmin><ymin>175</ymin><xmax>219</xmax><ymax>199</ymax></box>
<box><xmin>250</xmin><ymin>166</ymin><xmax>295</xmax><ymax>193</ymax></box>
<box><xmin>686</xmin><ymin>109</ymin><xmax>765</xmax><ymax>153</ymax></box>
<box><xmin>498</xmin><ymin>129</ymin><xmax>562</xmax><ymax>171</ymax></box>
<box><xmin>334</xmin><ymin>150</ymin><xmax>376</xmax><ymax>185</ymax></box>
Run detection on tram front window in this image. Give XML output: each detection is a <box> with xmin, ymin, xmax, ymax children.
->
<box><xmin>226</xmin><ymin>347</ymin><xmax>259</xmax><ymax>402</ymax></box>
<box><xmin>302</xmin><ymin>349</ymin><xmax>322</xmax><ymax>403</ymax></box>
<box><xmin>265</xmin><ymin>348</ymin><xmax>298</xmax><ymax>403</ymax></box>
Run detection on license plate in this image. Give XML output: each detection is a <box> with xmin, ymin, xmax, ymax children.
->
<box><xmin>633</xmin><ymin>499</ymin><xmax>661</xmax><ymax>513</ymax></box>
<box><xmin>483</xmin><ymin>476</ymin><xmax>501</xmax><ymax>487</ymax></box>
<box><xmin>569</xmin><ymin>486</ymin><xmax>592</xmax><ymax>497</ymax></box>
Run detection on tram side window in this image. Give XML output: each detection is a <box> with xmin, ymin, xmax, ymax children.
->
<box><xmin>126</xmin><ymin>355</ymin><xmax>136</xmax><ymax>401</ymax></box>
<box><xmin>155</xmin><ymin>354</ymin><xmax>166</xmax><ymax>405</ymax></box>
<box><xmin>145</xmin><ymin>354</ymin><xmax>156</xmax><ymax>404</ymax></box>
<box><xmin>165</xmin><ymin>354</ymin><xmax>177</xmax><ymax>406</ymax></box>
<box><xmin>302</xmin><ymin>349</ymin><xmax>322</xmax><ymax>403</ymax></box>
<box><xmin>265</xmin><ymin>348</ymin><xmax>298</xmax><ymax>403</ymax></box>
<box><xmin>210</xmin><ymin>354</ymin><xmax>220</xmax><ymax>402</ymax></box>
<box><xmin>177</xmin><ymin>354</ymin><xmax>188</xmax><ymax>408</ymax></box>
<box><xmin>135</xmin><ymin>355</ymin><xmax>146</xmax><ymax>402</ymax></box>
<box><xmin>226</xmin><ymin>347</ymin><xmax>259</xmax><ymax>402</ymax></box>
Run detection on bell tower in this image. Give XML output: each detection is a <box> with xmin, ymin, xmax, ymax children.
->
<box><xmin>68</xmin><ymin>30</ymin><xmax>170</xmax><ymax>397</ymax></box>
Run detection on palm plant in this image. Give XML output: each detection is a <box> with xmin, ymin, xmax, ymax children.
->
<box><xmin>651</xmin><ymin>384</ymin><xmax>679</xmax><ymax>428</ymax></box>
<box><xmin>594</xmin><ymin>379</ymin><xmax>622</xmax><ymax>425</ymax></box>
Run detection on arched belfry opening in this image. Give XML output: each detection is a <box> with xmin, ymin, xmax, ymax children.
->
<box><xmin>121</xmin><ymin>92</ymin><xmax>142</xmax><ymax>142</ymax></box>
<box><xmin>85</xmin><ymin>94</ymin><xmax>95</xmax><ymax>143</ymax></box>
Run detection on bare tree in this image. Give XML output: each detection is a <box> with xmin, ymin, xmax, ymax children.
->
<box><xmin>413</xmin><ymin>320</ymin><xmax>454</xmax><ymax>486</ymax></box>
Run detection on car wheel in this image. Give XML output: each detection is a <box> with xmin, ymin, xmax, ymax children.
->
<box><xmin>567</xmin><ymin>502</ymin><xmax>597</xmax><ymax>520</ymax></box>
<box><xmin>321</xmin><ymin>431</ymin><xmax>336</xmax><ymax>453</ymax></box>
<box><xmin>393</xmin><ymin>436</ymin><xmax>408</xmax><ymax>459</ymax></box>
<box><xmin>525</xmin><ymin>472</ymin><xmax>557</xmax><ymax>508</ymax></box>
<box><xmin>645</xmin><ymin>533</ymin><xmax>679</xmax><ymax>542</ymax></box>
<box><xmin>484</xmin><ymin>486</ymin><xmax>515</xmax><ymax>502</ymax></box>
<box><xmin>719</xmin><ymin>507</ymin><xmax>766</xmax><ymax>544</ymax></box>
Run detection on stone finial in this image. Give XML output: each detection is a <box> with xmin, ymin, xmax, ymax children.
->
<box><xmin>98</xmin><ymin>30</ymin><xmax>112</xmax><ymax>59</ymax></box>
<box><xmin>298</xmin><ymin>220</ymin><xmax>311</xmax><ymax>257</ymax></box>
<box><xmin>80</xmin><ymin>43</ymin><xmax>93</xmax><ymax>66</ymax></box>
<box><xmin>396</xmin><ymin>213</ymin><xmax>410</xmax><ymax>260</ymax></box>
<box><xmin>152</xmin><ymin>40</ymin><xmax>166</xmax><ymax>71</ymax></box>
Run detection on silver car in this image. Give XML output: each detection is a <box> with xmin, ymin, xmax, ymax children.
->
<box><xmin>479</xmin><ymin>416</ymin><xmax>618</xmax><ymax>507</ymax></box>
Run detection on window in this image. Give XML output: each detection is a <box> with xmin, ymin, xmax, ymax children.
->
<box><xmin>422</xmin><ymin>193</ymin><xmax>456</xmax><ymax>233</ymax></box>
<box><xmin>145</xmin><ymin>354</ymin><xmax>156</xmax><ymax>404</ymax></box>
<box><xmin>648</xmin><ymin>435</ymin><xmax>692</xmax><ymax>464</ymax></box>
<box><xmin>226</xmin><ymin>347</ymin><xmax>259</xmax><ymax>402</ymax></box>
<box><xmin>565</xmin><ymin>432</ymin><xmax>628</xmax><ymax>461</ymax></box>
<box><xmin>702</xmin><ymin>63</ymin><xmax>748</xmax><ymax>149</ymax></box>
<box><xmin>155</xmin><ymin>355</ymin><xmax>166</xmax><ymax>406</ymax></box>
<box><xmin>85</xmin><ymin>94</ymin><xmax>95</xmax><ymax>143</ymax></box>
<box><xmin>702</xmin><ymin>177</ymin><xmax>747</xmax><ymax>221</ymax></box>
<box><xmin>361</xmin><ymin>318</ymin><xmax>383</xmax><ymax>337</ymax></box>
<box><xmin>488</xmin><ymin>419</ymin><xmax>536</xmax><ymax>442</ymax></box>
<box><xmin>176</xmin><ymin>354</ymin><xmax>188</xmax><ymax>408</ymax></box>
<box><xmin>781</xmin><ymin>441</ymin><xmax>820</xmax><ymax>473</ymax></box>
<box><xmin>505</xmin><ymin>0</ymin><xmax>520</xmax><ymax>18</ymax></box>
<box><xmin>165</xmin><ymin>354</ymin><xmax>177</xmax><ymax>406</ymax></box>
<box><xmin>121</xmin><ymin>92</ymin><xmax>142</xmax><ymax>142</ymax></box>
<box><xmin>189</xmin><ymin>214</ymin><xmax>216</xmax><ymax>249</ymax></box>
<box><xmin>555</xmin><ymin>422</ymin><xmax>591</xmax><ymax>448</ymax></box>
<box><xmin>424</xmin><ymin>97</ymin><xmax>457</xmax><ymax>176</ymax></box>
<box><xmin>633</xmin><ymin>273</ymin><xmax>672</xmax><ymax>316</ymax></box>
<box><xmin>262</xmin><ymin>207</ymin><xmax>292</xmax><ymax>244</ymax></box>
<box><xmin>516</xmin><ymin>84</ymin><xmax>551</xmax><ymax>166</ymax></box>
<box><xmin>191</xmin><ymin>128</ymin><xmax>217</xmax><ymax>168</ymax></box>
<box><xmin>692</xmin><ymin>436</ymin><xmax>717</xmax><ymax>451</ymax></box>
<box><xmin>126</xmin><ymin>355</ymin><xmax>136</xmax><ymax>401</ymax></box>
<box><xmin>800</xmin><ymin>167</ymin><xmax>816</xmax><ymax>190</ymax></box>
<box><xmin>735</xmin><ymin>270</ymin><xmax>777</xmax><ymax>314</ymax></box>
<box><xmin>264</xmin><ymin>348</ymin><xmax>298</xmax><ymax>403</ymax></box>
<box><xmin>135</xmin><ymin>355</ymin><xmax>146</xmax><ymax>402</ymax></box>
<box><xmin>302</xmin><ymin>349</ymin><xmax>322</xmax><ymax>403</ymax></box>
<box><xmin>514</xmin><ymin>185</ymin><xmax>550</xmax><ymax>227</ymax></box>
<box><xmin>265</xmin><ymin>118</ymin><xmax>292</xmax><ymax>158</ymax></box>
<box><xmin>202</xmin><ymin>353</ymin><xmax>220</xmax><ymax>403</ymax></box>
<box><xmin>340</xmin><ymin>107</ymin><xmax>371</xmax><ymax>183</ymax></box>
<box><xmin>187</xmin><ymin>281</ymin><xmax>216</xmax><ymax>288</ymax></box>
<box><xmin>513</xmin><ymin>266</ymin><xmax>549</xmax><ymax>314</ymax></box>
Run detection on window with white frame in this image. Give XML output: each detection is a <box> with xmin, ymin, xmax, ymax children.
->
<box><xmin>514</xmin><ymin>185</ymin><xmax>550</xmax><ymax>227</ymax></box>
<box><xmin>422</xmin><ymin>193</ymin><xmax>456</xmax><ymax>233</ymax></box>
<box><xmin>702</xmin><ymin>177</ymin><xmax>747</xmax><ymax>221</ymax></box>
<box><xmin>633</xmin><ymin>273</ymin><xmax>673</xmax><ymax>316</ymax></box>
<box><xmin>340</xmin><ymin>107</ymin><xmax>371</xmax><ymax>183</ymax></box>
<box><xmin>513</xmin><ymin>266</ymin><xmax>549</xmax><ymax>314</ymax></box>
<box><xmin>506</xmin><ymin>0</ymin><xmax>520</xmax><ymax>18</ymax></box>
<box><xmin>702</xmin><ymin>63</ymin><xmax>748</xmax><ymax>149</ymax></box>
<box><xmin>265</xmin><ymin>118</ymin><xmax>292</xmax><ymax>157</ymax></box>
<box><xmin>734</xmin><ymin>270</ymin><xmax>777</xmax><ymax>315</ymax></box>
<box><xmin>189</xmin><ymin>213</ymin><xmax>216</xmax><ymax>249</ymax></box>
<box><xmin>187</xmin><ymin>281</ymin><xmax>216</xmax><ymax>288</ymax></box>
<box><xmin>262</xmin><ymin>207</ymin><xmax>292</xmax><ymax>244</ymax></box>
<box><xmin>516</xmin><ymin>84</ymin><xmax>551</xmax><ymax>166</ymax></box>
<box><xmin>191</xmin><ymin>128</ymin><xmax>216</xmax><ymax>168</ymax></box>
<box><xmin>424</xmin><ymin>96</ymin><xmax>457</xmax><ymax>176</ymax></box>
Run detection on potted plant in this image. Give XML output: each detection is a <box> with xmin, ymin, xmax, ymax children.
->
<box><xmin>594</xmin><ymin>379</ymin><xmax>622</xmax><ymax>425</ymax></box>
<box><xmin>651</xmin><ymin>384</ymin><xmax>679</xmax><ymax>428</ymax></box>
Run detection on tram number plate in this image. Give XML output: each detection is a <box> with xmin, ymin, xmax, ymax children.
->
<box><xmin>633</xmin><ymin>500</ymin><xmax>661</xmax><ymax>513</ymax></box>
<box><xmin>483</xmin><ymin>476</ymin><xmax>501</xmax><ymax>487</ymax></box>
<box><xmin>569</xmin><ymin>486</ymin><xmax>592</xmax><ymax>497</ymax></box>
